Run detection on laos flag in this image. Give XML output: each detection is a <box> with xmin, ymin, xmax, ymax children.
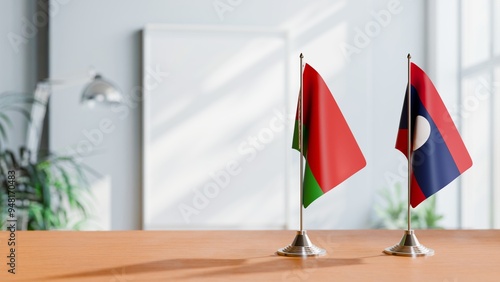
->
<box><xmin>395</xmin><ymin>63</ymin><xmax>472</xmax><ymax>208</ymax></box>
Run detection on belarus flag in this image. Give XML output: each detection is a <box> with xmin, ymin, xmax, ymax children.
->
<box><xmin>396</xmin><ymin>63</ymin><xmax>473</xmax><ymax>207</ymax></box>
<box><xmin>293</xmin><ymin>64</ymin><xmax>366</xmax><ymax>208</ymax></box>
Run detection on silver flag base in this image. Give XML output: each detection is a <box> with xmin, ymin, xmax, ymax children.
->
<box><xmin>383</xmin><ymin>230</ymin><xmax>434</xmax><ymax>257</ymax></box>
<box><xmin>277</xmin><ymin>230</ymin><xmax>326</xmax><ymax>257</ymax></box>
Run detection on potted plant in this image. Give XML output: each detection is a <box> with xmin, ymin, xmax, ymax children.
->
<box><xmin>0</xmin><ymin>92</ymin><xmax>93</xmax><ymax>230</ymax></box>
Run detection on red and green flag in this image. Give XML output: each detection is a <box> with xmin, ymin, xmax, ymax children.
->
<box><xmin>293</xmin><ymin>63</ymin><xmax>366</xmax><ymax>208</ymax></box>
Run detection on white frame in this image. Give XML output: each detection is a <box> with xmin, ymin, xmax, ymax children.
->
<box><xmin>142</xmin><ymin>24</ymin><xmax>291</xmax><ymax>229</ymax></box>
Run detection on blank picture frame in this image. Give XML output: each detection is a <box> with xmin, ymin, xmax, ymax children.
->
<box><xmin>142</xmin><ymin>24</ymin><xmax>291</xmax><ymax>229</ymax></box>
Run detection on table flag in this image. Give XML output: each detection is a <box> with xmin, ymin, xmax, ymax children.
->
<box><xmin>293</xmin><ymin>63</ymin><xmax>366</xmax><ymax>208</ymax></box>
<box><xmin>395</xmin><ymin>62</ymin><xmax>472</xmax><ymax>207</ymax></box>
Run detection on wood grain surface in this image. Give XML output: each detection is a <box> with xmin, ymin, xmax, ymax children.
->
<box><xmin>0</xmin><ymin>230</ymin><xmax>499</xmax><ymax>281</ymax></box>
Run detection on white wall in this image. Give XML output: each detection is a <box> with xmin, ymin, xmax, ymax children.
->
<box><xmin>0</xmin><ymin>0</ymin><xmax>38</xmax><ymax>150</ymax></box>
<box><xmin>49</xmin><ymin>0</ymin><xmax>425</xmax><ymax>230</ymax></box>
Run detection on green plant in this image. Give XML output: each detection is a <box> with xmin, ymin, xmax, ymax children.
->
<box><xmin>373</xmin><ymin>182</ymin><xmax>444</xmax><ymax>229</ymax></box>
<box><xmin>0</xmin><ymin>92</ymin><xmax>94</xmax><ymax>230</ymax></box>
<box><xmin>0</xmin><ymin>148</ymin><xmax>93</xmax><ymax>230</ymax></box>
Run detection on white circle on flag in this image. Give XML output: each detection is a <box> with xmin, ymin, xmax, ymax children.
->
<box><xmin>413</xmin><ymin>115</ymin><xmax>431</xmax><ymax>151</ymax></box>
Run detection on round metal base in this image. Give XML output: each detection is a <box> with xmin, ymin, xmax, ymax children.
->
<box><xmin>277</xmin><ymin>230</ymin><xmax>326</xmax><ymax>257</ymax></box>
<box><xmin>383</xmin><ymin>230</ymin><xmax>434</xmax><ymax>257</ymax></box>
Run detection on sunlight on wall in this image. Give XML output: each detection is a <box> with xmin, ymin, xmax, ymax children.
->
<box><xmin>145</xmin><ymin>27</ymin><xmax>288</xmax><ymax>229</ymax></box>
<box><xmin>142</xmin><ymin>0</ymin><xmax>424</xmax><ymax>230</ymax></box>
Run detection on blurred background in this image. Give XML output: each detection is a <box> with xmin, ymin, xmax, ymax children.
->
<box><xmin>0</xmin><ymin>0</ymin><xmax>498</xmax><ymax>230</ymax></box>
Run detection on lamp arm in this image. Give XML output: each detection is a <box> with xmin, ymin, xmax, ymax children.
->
<box><xmin>25</xmin><ymin>69</ymin><xmax>120</xmax><ymax>160</ymax></box>
<box><xmin>25</xmin><ymin>69</ymin><xmax>95</xmax><ymax>160</ymax></box>
<box><xmin>42</xmin><ymin>67</ymin><xmax>97</xmax><ymax>89</ymax></box>
<box><xmin>25</xmin><ymin>82</ymin><xmax>51</xmax><ymax>162</ymax></box>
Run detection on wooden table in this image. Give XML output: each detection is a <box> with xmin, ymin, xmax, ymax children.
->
<box><xmin>0</xmin><ymin>230</ymin><xmax>499</xmax><ymax>281</ymax></box>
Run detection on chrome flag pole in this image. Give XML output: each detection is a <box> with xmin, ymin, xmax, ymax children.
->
<box><xmin>277</xmin><ymin>53</ymin><xmax>326</xmax><ymax>257</ymax></box>
<box><xmin>407</xmin><ymin>52</ymin><xmax>412</xmax><ymax>233</ymax></box>
<box><xmin>383</xmin><ymin>54</ymin><xmax>434</xmax><ymax>257</ymax></box>
<box><xmin>300</xmin><ymin>52</ymin><xmax>304</xmax><ymax>233</ymax></box>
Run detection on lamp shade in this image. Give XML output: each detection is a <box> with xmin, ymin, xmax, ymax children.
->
<box><xmin>81</xmin><ymin>74</ymin><xmax>122</xmax><ymax>105</ymax></box>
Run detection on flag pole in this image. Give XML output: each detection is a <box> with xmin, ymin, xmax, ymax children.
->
<box><xmin>277</xmin><ymin>53</ymin><xmax>325</xmax><ymax>257</ymax></box>
<box><xmin>383</xmin><ymin>53</ymin><xmax>434</xmax><ymax>257</ymax></box>
<box><xmin>299</xmin><ymin>53</ymin><xmax>304</xmax><ymax>232</ymax></box>
<box><xmin>406</xmin><ymin>53</ymin><xmax>412</xmax><ymax>232</ymax></box>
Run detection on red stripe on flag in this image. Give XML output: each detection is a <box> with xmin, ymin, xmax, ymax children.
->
<box><xmin>301</xmin><ymin>64</ymin><xmax>366</xmax><ymax>193</ymax></box>
<box><xmin>395</xmin><ymin>129</ymin><xmax>408</xmax><ymax>157</ymax></box>
<box><xmin>410</xmin><ymin>174</ymin><xmax>427</xmax><ymax>208</ymax></box>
